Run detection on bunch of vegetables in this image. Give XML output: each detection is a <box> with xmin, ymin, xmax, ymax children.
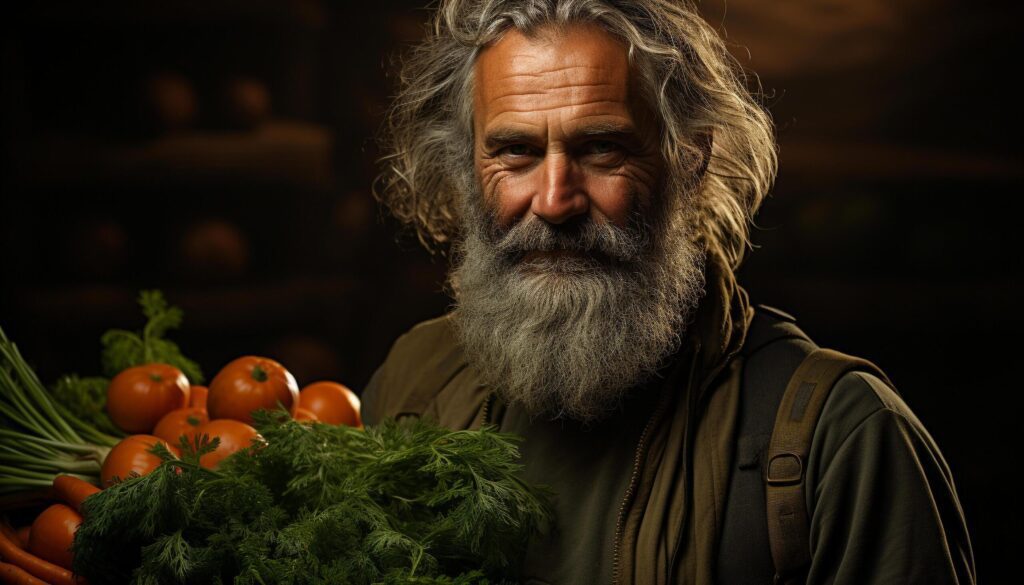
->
<box><xmin>1</xmin><ymin>291</ymin><xmax>204</xmax><ymax>495</ymax></box>
<box><xmin>0</xmin><ymin>291</ymin><xmax>214</xmax><ymax>583</ymax></box>
<box><xmin>0</xmin><ymin>291</ymin><xmax>552</xmax><ymax>584</ymax></box>
<box><xmin>73</xmin><ymin>414</ymin><xmax>550</xmax><ymax>584</ymax></box>
<box><xmin>0</xmin><ymin>475</ymin><xmax>98</xmax><ymax>584</ymax></box>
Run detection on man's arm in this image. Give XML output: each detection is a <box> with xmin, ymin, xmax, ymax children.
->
<box><xmin>360</xmin><ymin>357</ymin><xmax>388</xmax><ymax>426</ymax></box>
<box><xmin>359</xmin><ymin>314</ymin><xmax>473</xmax><ymax>427</ymax></box>
<box><xmin>805</xmin><ymin>371</ymin><xmax>976</xmax><ymax>584</ymax></box>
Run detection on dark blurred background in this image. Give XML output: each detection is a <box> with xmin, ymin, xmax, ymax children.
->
<box><xmin>1</xmin><ymin>1</ymin><xmax>1019</xmax><ymax>581</ymax></box>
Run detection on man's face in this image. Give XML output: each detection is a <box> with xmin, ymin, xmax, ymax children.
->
<box><xmin>472</xmin><ymin>24</ymin><xmax>664</xmax><ymax>249</ymax></box>
<box><xmin>451</xmin><ymin>23</ymin><xmax>707</xmax><ymax>423</ymax></box>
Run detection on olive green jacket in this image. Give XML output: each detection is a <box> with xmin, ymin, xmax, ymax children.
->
<box><xmin>361</xmin><ymin>256</ymin><xmax>976</xmax><ymax>584</ymax></box>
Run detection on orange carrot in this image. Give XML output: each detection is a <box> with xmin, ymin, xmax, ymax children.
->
<box><xmin>52</xmin><ymin>476</ymin><xmax>100</xmax><ymax>513</ymax></box>
<box><xmin>0</xmin><ymin>524</ymin><xmax>21</xmax><ymax>550</ymax></box>
<box><xmin>0</xmin><ymin>561</ymin><xmax>48</xmax><ymax>585</ymax></box>
<box><xmin>0</xmin><ymin>528</ymin><xmax>76</xmax><ymax>585</ymax></box>
<box><xmin>12</xmin><ymin>530</ymin><xmax>27</xmax><ymax>551</ymax></box>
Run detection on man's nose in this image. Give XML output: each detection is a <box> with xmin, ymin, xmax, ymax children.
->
<box><xmin>531</xmin><ymin>153</ymin><xmax>589</xmax><ymax>224</ymax></box>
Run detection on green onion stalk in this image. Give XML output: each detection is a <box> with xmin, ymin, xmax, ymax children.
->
<box><xmin>0</xmin><ymin>325</ymin><xmax>115</xmax><ymax>494</ymax></box>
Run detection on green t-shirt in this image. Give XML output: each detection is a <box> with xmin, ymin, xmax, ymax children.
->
<box><xmin>496</xmin><ymin>382</ymin><xmax>662</xmax><ymax>584</ymax></box>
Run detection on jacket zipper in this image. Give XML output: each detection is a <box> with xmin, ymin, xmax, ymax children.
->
<box><xmin>610</xmin><ymin>364</ymin><xmax>680</xmax><ymax>585</ymax></box>
<box><xmin>480</xmin><ymin>390</ymin><xmax>494</xmax><ymax>427</ymax></box>
<box><xmin>611</xmin><ymin>346</ymin><xmax>740</xmax><ymax>585</ymax></box>
<box><xmin>665</xmin><ymin>352</ymin><xmax>745</xmax><ymax>583</ymax></box>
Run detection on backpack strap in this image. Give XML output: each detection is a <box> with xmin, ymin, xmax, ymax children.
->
<box><xmin>765</xmin><ymin>348</ymin><xmax>895</xmax><ymax>585</ymax></box>
<box><xmin>716</xmin><ymin>305</ymin><xmax>816</xmax><ymax>585</ymax></box>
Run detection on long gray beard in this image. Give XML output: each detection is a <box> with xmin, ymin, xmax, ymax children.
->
<box><xmin>449</xmin><ymin>187</ymin><xmax>708</xmax><ymax>423</ymax></box>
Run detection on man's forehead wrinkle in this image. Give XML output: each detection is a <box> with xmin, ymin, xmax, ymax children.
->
<box><xmin>498</xmin><ymin>64</ymin><xmax>617</xmax><ymax>80</ymax></box>
<box><xmin>484</xmin><ymin>110</ymin><xmax>636</xmax><ymax>142</ymax></box>
<box><xmin>489</xmin><ymin>80</ymin><xmax>617</xmax><ymax>93</ymax></box>
<box><xmin>487</xmin><ymin>97</ymin><xmax>627</xmax><ymax>112</ymax></box>
<box><xmin>482</xmin><ymin>67</ymin><xmax>623</xmax><ymax>98</ymax></box>
<box><xmin>483</xmin><ymin>83</ymin><xmax>625</xmax><ymax>109</ymax></box>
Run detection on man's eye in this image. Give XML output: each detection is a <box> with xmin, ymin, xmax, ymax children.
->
<box><xmin>502</xmin><ymin>144</ymin><xmax>532</xmax><ymax>156</ymax></box>
<box><xmin>587</xmin><ymin>141</ymin><xmax>620</xmax><ymax>155</ymax></box>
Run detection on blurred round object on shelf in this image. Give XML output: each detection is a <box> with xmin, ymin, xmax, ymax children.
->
<box><xmin>176</xmin><ymin>218</ymin><xmax>250</xmax><ymax>282</ymax></box>
<box><xmin>64</xmin><ymin>217</ymin><xmax>129</xmax><ymax>279</ymax></box>
<box><xmin>220</xmin><ymin>77</ymin><xmax>272</xmax><ymax>130</ymax></box>
<box><xmin>333</xmin><ymin>190</ymin><xmax>374</xmax><ymax>239</ymax></box>
<box><xmin>140</xmin><ymin>71</ymin><xmax>198</xmax><ymax>135</ymax></box>
<box><xmin>265</xmin><ymin>335</ymin><xmax>344</xmax><ymax>388</ymax></box>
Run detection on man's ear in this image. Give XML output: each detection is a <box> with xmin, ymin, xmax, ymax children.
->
<box><xmin>694</xmin><ymin>130</ymin><xmax>713</xmax><ymax>180</ymax></box>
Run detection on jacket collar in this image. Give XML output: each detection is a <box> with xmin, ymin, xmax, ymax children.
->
<box><xmin>687</xmin><ymin>247</ymin><xmax>754</xmax><ymax>391</ymax></box>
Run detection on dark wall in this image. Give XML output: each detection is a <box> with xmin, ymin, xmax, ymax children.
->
<box><xmin>1</xmin><ymin>1</ymin><xmax>1018</xmax><ymax>581</ymax></box>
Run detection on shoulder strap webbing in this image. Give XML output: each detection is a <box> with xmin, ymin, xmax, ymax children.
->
<box><xmin>715</xmin><ymin>306</ymin><xmax>815</xmax><ymax>585</ymax></box>
<box><xmin>765</xmin><ymin>348</ymin><xmax>894</xmax><ymax>585</ymax></box>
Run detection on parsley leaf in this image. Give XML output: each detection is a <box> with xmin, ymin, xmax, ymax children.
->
<box><xmin>100</xmin><ymin>290</ymin><xmax>203</xmax><ymax>383</ymax></box>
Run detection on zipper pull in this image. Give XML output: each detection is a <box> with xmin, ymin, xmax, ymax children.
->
<box><xmin>481</xmin><ymin>390</ymin><xmax>496</xmax><ymax>427</ymax></box>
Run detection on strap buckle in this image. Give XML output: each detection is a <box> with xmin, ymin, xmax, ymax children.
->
<box><xmin>765</xmin><ymin>452</ymin><xmax>804</xmax><ymax>486</ymax></box>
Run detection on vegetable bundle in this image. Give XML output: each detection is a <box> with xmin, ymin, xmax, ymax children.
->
<box><xmin>74</xmin><ymin>412</ymin><xmax>551</xmax><ymax>584</ymax></box>
<box><xmin>0</xmin><ymin>290</ymin><xmax>201</xmax><ymax>494</ymax></box>
<box><xmin>1</xmin><ymin>291</ymin><xmax>553</xmax><ymax>583</ymax></box>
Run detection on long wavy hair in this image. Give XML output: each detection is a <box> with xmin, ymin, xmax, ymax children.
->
<box><xmin>374</xmin><ymin>0</ymin><xmax>777</xmax><ymax>273</ymax></box>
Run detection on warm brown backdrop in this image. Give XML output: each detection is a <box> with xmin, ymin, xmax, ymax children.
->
<box><xmin>1</xmin><ymin>1</ymin><xmax>1019</xmax><ymax>581</ymax></box>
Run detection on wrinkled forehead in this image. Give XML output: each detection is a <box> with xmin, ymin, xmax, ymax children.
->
<box><xmin>472</xmin><ymin>23</ymin><xmax>640</xmax><ymax>123</ymax></box>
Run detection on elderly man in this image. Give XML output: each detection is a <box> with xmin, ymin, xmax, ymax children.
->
<box><xmin>362</xmin><ymin>1</ymin><xmax>976</xmax><ymax>584</ymax></box>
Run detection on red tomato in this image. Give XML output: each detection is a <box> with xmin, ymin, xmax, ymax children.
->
<box><xmin>298</xmin><ymin>382</ymin><xmax>362</xmax><ymax>427</ymax></box>
<box><xmin>107</xmin><ymin>364</ymin><xmax>190</xmax><ymax>433</ymax></box>
<box><xmin>189</xmin><ymin>385</ymin><xmax>209</xmax><ymax>410</ymax></box>
<box><xmin>101</xmin><ymin>434</ymin><xmax>179</xmax><ymax>486</ymax></box>
<box><xmin>207</xmin><ymin>356</ymin><xmax>298</xmax><ymax>424</ymax></box>
<box><xmin>196</xmin><ymin>419</ymin><xmax>263</xmax><ymax>469</ymax></box>
<box><xmin>28</xmin><ymin>504</ymin><xmax>81</xmax><ymax>570</ymax></box>
<box><xmin>153</xmin><ymin>407</ymin><xmax>210</xmax><ymax>447</ymax></box>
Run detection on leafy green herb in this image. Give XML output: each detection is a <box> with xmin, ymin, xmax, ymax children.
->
<box><xmin>100</xmin><ymin>290</ymin><xmax>204</xmax><ymax>383</ymax></box>
<box><xmin>0</xmin><ymin>326</ymin><xmax>115</xmax><ymax>495</ymax></box>
<box><xmin>74</xmin><ymin>413</ymin><xmax>552</xmax><ymax>585</ymax></box>
<box><xmin>49</xmin><ymin>374</ymin><xmax>125</xmax><ymax>438</ymax></box>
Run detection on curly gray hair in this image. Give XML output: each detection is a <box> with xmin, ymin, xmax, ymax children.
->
<box><xmin>374</xmin><ymin>0</ymin><xmax>776</xmax><ymax>272</ymax></box>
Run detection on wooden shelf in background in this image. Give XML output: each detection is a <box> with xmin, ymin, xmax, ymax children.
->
<box><xmin>777</xmin><ymin>140</ymin><xmax>1022</xmax><ymax>182</ymax></box>
<box><xmin>6</xmin><ymin>276</ymin><xmax>363</xmax><ymax>333</ymax></box>
<box><xmin>18</xmin><ymin>121</ymin><xmax>334</xmax><ymax>191</ymax></box>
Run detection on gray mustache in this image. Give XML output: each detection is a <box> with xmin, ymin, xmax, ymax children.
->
<box><xmin>492</xmin><ymin>214</ymin><xmax>650</xmax><ymax>264</ymax></box>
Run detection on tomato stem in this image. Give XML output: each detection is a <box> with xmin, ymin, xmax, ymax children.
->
<box><xmin>251</xmin><ymin>365</ymin><xmax>268</xmax><ymax>382</ymax></box>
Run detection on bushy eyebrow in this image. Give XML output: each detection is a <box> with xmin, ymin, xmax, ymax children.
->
<box><xmin>483</xmin><ymin>121</ymin><xmax>640</xmax><ymax>151</ymax></box>
<box><xmin>483</xmin><ymin>128</ymin><xmax>540</xmax><ymax>151</ymax></box>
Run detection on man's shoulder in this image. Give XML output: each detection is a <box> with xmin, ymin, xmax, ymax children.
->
<box><xmin>360</xmin><ymin>313</ymin><xmax>475</xmax><ymax>424</ymax></box>
<box><xmin>803</xmin><ymin>369</ymin><xmax>975</xmax><ymax>583</ymax></box>
<box><xmin>743</xmin><ymin>304</ymin><xmax>928</xmax><ymax>463</ymax></box>
<box><xmin>814</xmin><ymin>368</ymin><xmax>935</xmax><ymax>468</ymax></box>
<box><xmin>391</xmin><ymin>313</ymin><xmax>458</xmax><ymax>358</ymax></box>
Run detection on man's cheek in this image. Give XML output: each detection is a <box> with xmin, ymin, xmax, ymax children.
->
<box><xmin>583</xmin><ymin>174</ymin><xmax>642</xmax><ymax>227</ymax></box>
<box><xmin>488</xmin><ymin>173</ymin><xmax>538</xmax><ymax>228</ymax></box>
